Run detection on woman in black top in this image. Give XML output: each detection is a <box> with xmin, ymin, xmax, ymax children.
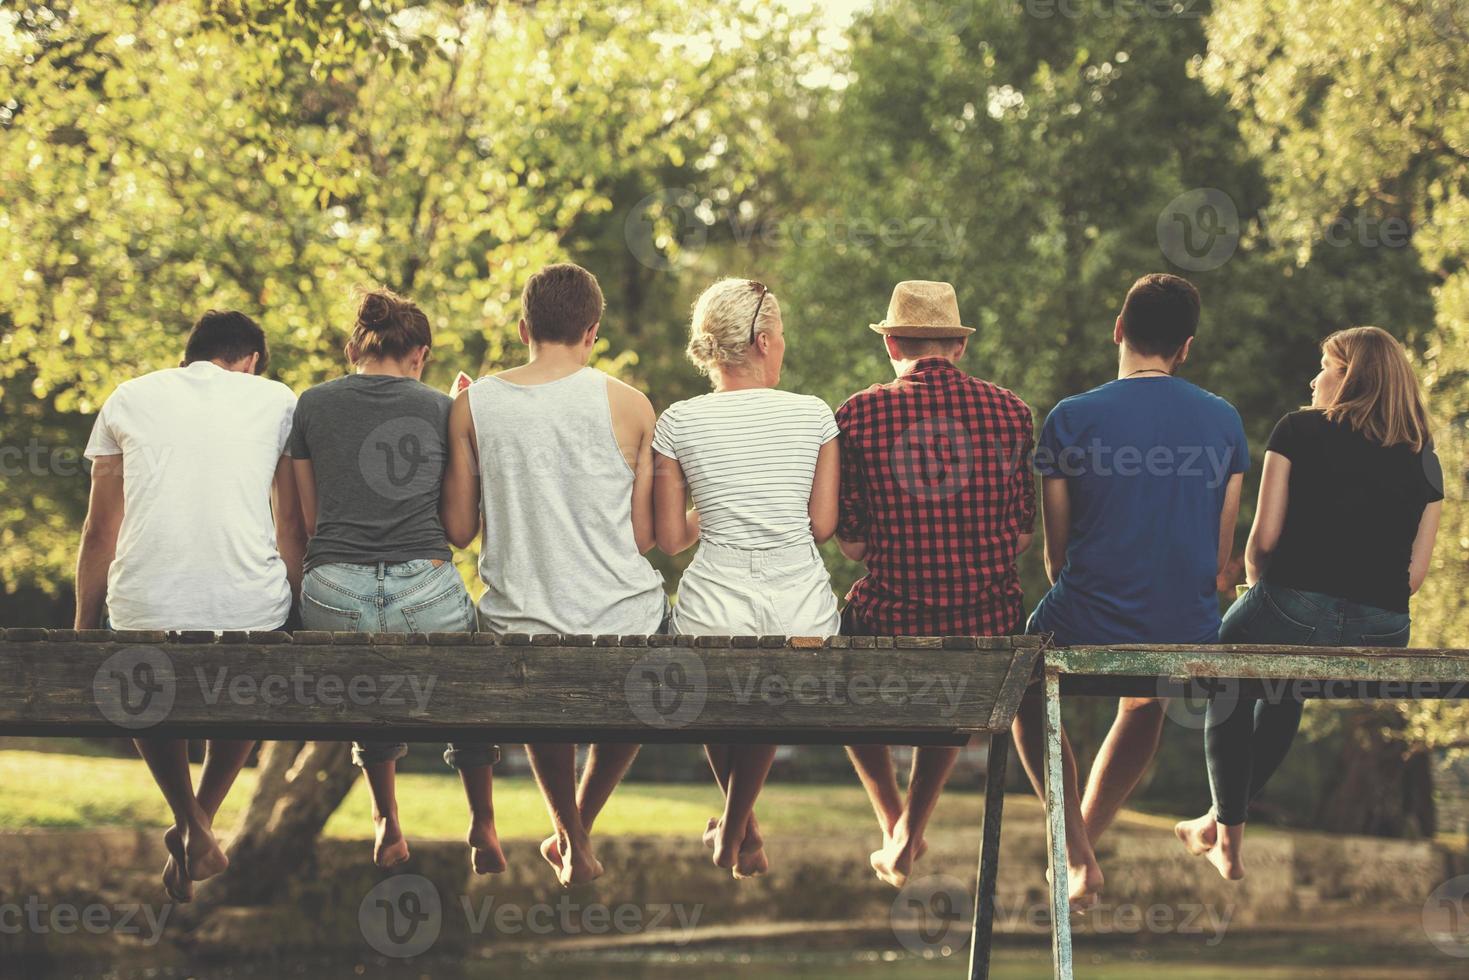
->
<box><xmin>1175</xmin><ymin>326</ymin><xmax>1443</xmax><ymax>881</ymax></box>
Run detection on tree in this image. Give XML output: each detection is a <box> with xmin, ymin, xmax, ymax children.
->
<box><xmin>1203</xmin><ymin>0</ymin><xmax>1469</xmax><ymax>780</ymax></box>
<box><xmin>0</xmin><ymin>0</ymin><xmax>814</xmax><ymax>916</ymax></box>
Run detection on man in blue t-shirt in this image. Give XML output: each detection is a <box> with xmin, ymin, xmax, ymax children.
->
<box><xmin>1013</xmin><ymin>273</ymin><xmax>1248</xmax><ymax>910</ymax></box>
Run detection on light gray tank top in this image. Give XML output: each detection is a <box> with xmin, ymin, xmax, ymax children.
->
<box><xmin>467</xmin><ymin>366</ymin><xmax>666</xmax><ymax>635</ymax></box>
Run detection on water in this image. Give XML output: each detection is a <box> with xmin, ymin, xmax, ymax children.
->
<box><xmin>19</xmin><ymin>942</ymin><xmax>1465</xmax><ymax>980</ymax></box>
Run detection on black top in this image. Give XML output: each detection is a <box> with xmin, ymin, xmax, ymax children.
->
<box><xmin>1264</xmin><ymin>410</ymin><xmax>1444</xmax><ymax>614</ymax></box>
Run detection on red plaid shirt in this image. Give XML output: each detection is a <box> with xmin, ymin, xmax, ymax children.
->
<box><xmin>836</xmin><ymin>357</ymin><xmax>1036</xmax><ymax>636</ymax></box>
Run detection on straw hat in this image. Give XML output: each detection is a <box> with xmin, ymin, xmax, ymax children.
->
<box><xmin>869</xmin><ymin>280</ymin><xmax>975</xmax><ymax>339</ymax></box>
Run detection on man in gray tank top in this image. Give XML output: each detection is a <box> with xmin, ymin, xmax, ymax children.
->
<box><xmin>441</xmin><ymin>262</ymin><xmax>667</xmax><ymax>886</ymax></box>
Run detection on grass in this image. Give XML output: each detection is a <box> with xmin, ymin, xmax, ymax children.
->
<box><xmin>0</xmin><ymin>747</ymin><xmax>979</xmax><ymax>840</ymax></box>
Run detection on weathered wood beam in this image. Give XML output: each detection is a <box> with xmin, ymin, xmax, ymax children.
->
<box><xmin>0</xmin><ymin>630</ymin><xmax>1043</xmax><ymax>744</ymax></box>
<box><xmin>1050</xmin><ymin>643</ymin><xmax>1469</xmax><ymax>699</ymax></box>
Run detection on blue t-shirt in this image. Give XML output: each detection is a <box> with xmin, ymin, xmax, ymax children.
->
<box><xmin>1029</xmin><ymin>376</ymin><xmax>1249</xmax><ymax>645</ymax></box>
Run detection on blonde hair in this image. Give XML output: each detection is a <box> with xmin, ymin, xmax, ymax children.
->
<box><xmin>686</xmin><ymin>278</ymin><xmax>781</xmax><ymax>376</ymax></box>
<box><xmin>1318</xmin><ymin>326</ymin><xmax>1432</xmax><ymax>451</ymax></box>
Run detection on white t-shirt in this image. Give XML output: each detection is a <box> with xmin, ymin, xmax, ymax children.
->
<box><xmin>653</xmin><ymin>388</ymin><xmax>839</xmax><ymax>550</ymax></box>
<box><xmin>84</xmin><ymin>361</ymin><xmax>298</xmax><ymax>631</ymax></box>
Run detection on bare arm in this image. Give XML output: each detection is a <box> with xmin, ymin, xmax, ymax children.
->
<box><xmin>272</xmin><ymin>454</ymin><xmax>307</xmax><ymax>602</ymax></box>
<box><xmin>1040</xmin><ymin>476</ymin><xmax>1070</xmax><ymax>586</ymax></box>
<box><xmin>837</xmin><ymin>537</ymin><xmax>867</xmax><ymax>562</ymax></box>
<box><xmin>1216</xmin><ymin>471</ymin><xmax>1245</xmax><ymax>577</ymax></box>
<box><xmin>809</xmin><ymin>439</ymin><xmax>840</xmax><ymax>545</ymax></box>
<box><xmin>75</xmin><ymin>454</ymin><xmax>124</xmax><ymax>629</ymax></box>
<box><xmin>292</xmin><ymin>457</ymin><xmax>318</xmax><ymax>537</ymax></box>
<box><xmin>1244</xmin><ymin>451</ymin><xmax>1290</xmax><ymax>586</ymax></box>
<box><xmin>1018</xmin><ymin>533</ymin><xmax>1034</xmax><ymax>554</ymax></box>
<box><xmin>629</xmin><ymin>395</ymin><xmax>658</xmax><ymax>554</ymax></box>
<box><xmin>1409</xmin><ymin>500</ymin><xmax>1442</xmax><ymax>595</ymax></box>
<box><xmin>440</xmin><ymin>390</ymin><xmax>482</xmax><ymax>549</ymax></box>
<box><xmin>653</xmin><ymin>451</ymin><xmax>699</xmax><ymax>555</ymax></box>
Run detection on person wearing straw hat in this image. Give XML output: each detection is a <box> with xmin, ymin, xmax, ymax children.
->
<box><xmin>834</xmin><ymin>280</ymin><xmax>1037</xmax><ymax>889</ymax></box>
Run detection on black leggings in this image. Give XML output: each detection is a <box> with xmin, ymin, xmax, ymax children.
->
<box><xmin>1204</xmin><ymin>582</ymin><xmax>1410</xmax><ymax>826</ymax></box>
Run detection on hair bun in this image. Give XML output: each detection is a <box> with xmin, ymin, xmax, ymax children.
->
<box><xmin>358</xmin><ymin>292</ymin><xmax>395</xmax><ymax>331</ymax></box>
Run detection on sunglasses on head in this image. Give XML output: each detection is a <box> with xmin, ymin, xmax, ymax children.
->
<box><xmin>748</xmin><ymin>281</ymin><xmax>768</xmax><ymax>346</ymax></box>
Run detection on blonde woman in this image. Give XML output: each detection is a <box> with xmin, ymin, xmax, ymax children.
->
<box><xmin>653</xmin><ymin>278</ymin><xmax>841</xmax><ymax>878</ymax></box>
<box><xmin>1176</xmin><ymin>326</ymin><xmax>1443</xmax><ymax>880</ymax></box>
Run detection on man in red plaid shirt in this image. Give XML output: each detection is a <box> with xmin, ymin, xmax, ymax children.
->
<box><xmin>835</xmin><ymin>281</ymin><xmax>1036</xmax><ymax>887</ymax></box>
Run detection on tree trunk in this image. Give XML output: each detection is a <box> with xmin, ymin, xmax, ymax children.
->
<box><xmin>187</xmin><ymin>740</ymin><xmax>358</xmax><ymax>917</ymax></box>
<box><xmin>1315</xmin><ymin>706</ymin><xmax>1436</xmax><ymax>838</ymax></box>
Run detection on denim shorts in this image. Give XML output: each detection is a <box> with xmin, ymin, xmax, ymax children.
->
<box><xmin>1220</xmin><ymin>581</ymin><xmax>1411</xmax><ymax>649</ymax></box>
<box><xmin>671</xmin><ymin>540</ymin><xmax>840</xmax><ymax>637</ymax></box>
<box><xmin>301</xmin><ymin>559</ymin><xmax>499</xmax><ymax>770</ymax></box>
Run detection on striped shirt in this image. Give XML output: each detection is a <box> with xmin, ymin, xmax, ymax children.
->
<box><xmin>653</xmin><ymin>388</ymin><xmax>839</xmax><ymax>550</ymax></box>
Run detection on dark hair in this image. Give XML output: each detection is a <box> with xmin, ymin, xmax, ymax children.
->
<box><xmin>521</xmin><ymin>263</ymin><xmax>605</xmax><ymax>345</ymax></box>
<box><xmin>182</xmin><ymin>310</ymin><xmax>269</xmax><ymax>373</ymax></box>
<box><xmin>345</xmin><ymin>287</ymin><xmax>432</xmax><ymax>365</ymax></box>
<box><xmin>889</xmin><ymin>336</ymin><xmax>965</xmax><ymax>360</ymax></box>
<box><xmin>1119</xmin><ymin>273</ymin><xmax>1201</xmax><ymax>358</ymax></box>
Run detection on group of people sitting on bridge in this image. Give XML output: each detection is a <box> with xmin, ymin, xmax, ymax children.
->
<box><xmin>74</xmin><ymin>263</ymin><xmax>1443</xmax><ymax>909</ymax></box>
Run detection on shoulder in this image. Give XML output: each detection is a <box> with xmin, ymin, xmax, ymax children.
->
<box><xmin>1178</xmin><ymin>380</ymin><xmax>1242</xmax><ymax>419</ymax></box>
<box><xmin>604</xmin><ymin>372</ymin><xmax>655</xmax><ymax>420</ymax></box>
<box><xmin>1044</xmin><ymin>384</ymin><xmax>1104</xmax><ymax>423</ymax></box>
<box><xmin>1278</xmin><ymin>408</ymin><xmax>1326</xmax><ymax>432</ymax></box>
<box><xmin>777</xmin><ymin>389</ymin><xmax>836</xmax><ymax>417</ymax></box>
<box><xmin>836</xmin><ymin>381</ymin><xmax>891</xmax><ymax>422</ymax></box>
<box><xmin>966</xmin><ymin>376</ymin><xmax>1032</xmax><ymax>418</ymax></box>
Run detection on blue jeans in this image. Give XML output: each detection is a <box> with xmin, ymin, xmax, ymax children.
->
<box><xmin>1205</xmin><ymin>581</ymin><xmax>1410</xmax><ymax>825</ymax></box>
<box><xmin>301</xmin><ymin>559</ymin><xmax>499</xmax><ymax>770</ymax></box>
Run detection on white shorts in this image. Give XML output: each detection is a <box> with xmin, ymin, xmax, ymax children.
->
<box><xmin>672</xmin><ymin>540</ymin><xmax>840</xmax><ymax>637</ymax></box>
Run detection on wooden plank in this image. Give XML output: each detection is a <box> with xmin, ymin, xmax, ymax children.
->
<box><xmin>968</xmin><ymin>730</ymin><xmax>1010</xmax><ymax>980</ymax></box>
<box><xmin>1047</xmin><ymin>644</ymin><xmax>1469</xmax><ymax>687</ymax></box>
<box><xmin>0</xmin><ymin>639</ymin><xmax>1034</xmax><ymax>742</ymax></box>
<box><xmin>1041</xmin><ymin>668</ymin><xmax>1074</xmax><ymax>980</ymax></box>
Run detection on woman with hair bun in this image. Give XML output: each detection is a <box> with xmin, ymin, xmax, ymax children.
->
<box><xmin>652</xmin><ymin>277</ymin><xmax>841</xmax><ymax>878</ymax></box>
<box><xmin>288</xmin><ymin>287</ymin><xmax>504</xmax><ymax>875</ymax></box>
<box><xmin>1176</xmin><ymin>326</ymin><xmax>1444</xmax><ymax>881</ymax></box>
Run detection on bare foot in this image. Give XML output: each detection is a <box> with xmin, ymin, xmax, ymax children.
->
<box><xmin>711</xmin><ymin>817</ymin><xmax>752</xmax><ymax>872</ymax></box>
<box><xmin>733</xmin><ymin>821</ymin><xmax>769</xmax><ymax>879</ymax></box>
<box><xmin>1068</xmin><ymin>856</ymin><xmax>1104</xmax><ymax>912</ymax></box>
<box><xmin>374</xmin><ymin>814</ymin><xmax>410</xmax><ymax>869</ymax></box>
<box><xmin>869</xmin><ymin>834</ymin><xmax>931</xmax><ymax>888</ymax></box>
<box><xmin>1048</xmin><ymin>857</ymin><xmax>1105</xmax><ymax>913</ymax></box>
<box><xmin>468</xmin><ymin>820</ymin><xmax>506</xmax><ymax>875</ymax></box>
<box><xmin>1205</xmin><ymin>822</ymin><xmax>1245</xmax><ymax>881</ymax></box>
<box><xmin>162</xmin><ymin>826</ymin><xmax>193</xmax><ymax>903</ymax></box>
<box><xmin>1174</xmin><ymin>813</ymin><xmax>1217</xmax><ymax>857</ymax></box>
<box><xmin>543</xmin><ymin>830</ymin><xmax>603</xmax><ymax>886</ymax></box>
<box><xmin>183</xmin><ymin>818</ymin><xmax>229</xmax><ymax>883</ymax></box>
<box><xmin>704</xmin><ymin>815</ymin><xmax>769</xmax><ymax>877</ymax></box>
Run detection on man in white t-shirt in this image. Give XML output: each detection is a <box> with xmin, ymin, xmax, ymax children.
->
<box><xmin>76</xmin><ymin>309</ymin><xmax>305</xmax><ymax>903</ymax></box>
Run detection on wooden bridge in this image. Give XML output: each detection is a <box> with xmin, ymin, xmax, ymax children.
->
<box><xmin>0</xmin><ymin>627</ymin><xmax>1465</xmax><ymax>979</ymax></box>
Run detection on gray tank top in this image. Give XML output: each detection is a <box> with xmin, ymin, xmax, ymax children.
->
<box><xmin>467</xmin><ymin>366</ymin><xmax>666</xmax><ymax>635</ymax></box>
